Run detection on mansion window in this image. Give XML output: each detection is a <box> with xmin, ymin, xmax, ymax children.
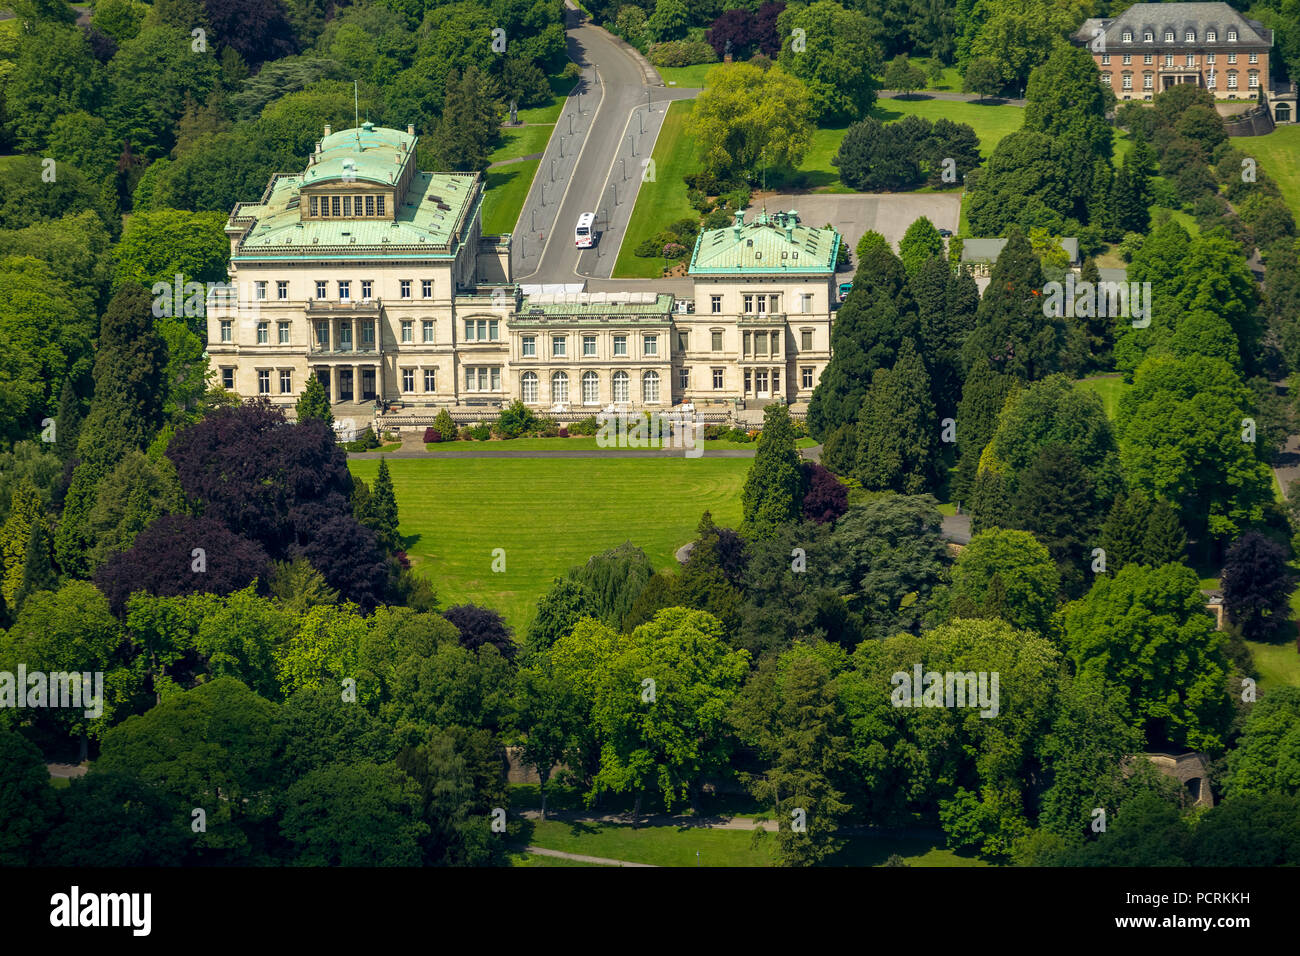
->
<box><xmin>642</xmin><ymin>370</ymin><xmax>660</xmax><ymax>403</ymax></box>
<box><xmin>280</xmin><ymin>370</ymin><xmax>292</xmax><ymax>393</ymax></box>
<box><xmin>338</xmin><ymin>281</ymin><xmax>350</xmax><ymax>301</ymax></box>
<box><xmin>1249</xmin><ymin>71</ymin><xmax>1259</xmax><ymax>88</ymax></box>
<box><xmin>801</xmin><ymin>329</ymin><xmax>813</xmax><ymax>350</ymax></box>
<box><xmin>1143</xmin><ymin>31</ymin><xmax>1153</xmax><ymax>42</ymax></box>
<box><xmin>1164</xmin><ymin>30</ymin><xmax>1174</xmax><ymax>42</ymax></box>
<box><xmin>221</xmin><ymin>367</ymin><xmax>234</xmax><ymax>389</ymax></box>
<box><xmin>712</xmin><ymin>368</ymin><xmax>724</xmax><ymax>389</ymax></box>
<box><xmin>1207</xmin><ymin>72</ymin><xmax>1217</xmax><ymax>88</ymax></box>
<box><xmin>522</xmin><ymin>371</ymin><xmax>538</xmax><ymax>402</ymax></box>
<box><xmin>365</xmin><ymin>196</ymin><xmax>375</xmax><ymax>216</ymax></box>
<box><xmin>422</xmin><ymin>320</ymin><xmax>434</xmax><ymax>343</ymax></box>
<box><xmin>1122</xmin><ymin>30</ymin><xmax>1132</xmax><ymax>42</ymax></box>
<box><xmin>1207</xmin><ymin>30</ymin><xmax>1216</xmax><ymax>42</ymax></box>
<box><xmin>1185</xmin><ymin>31</ymin><xmax>1195</xmax><ymax>42</ymax></box>
<box><xmin>613</xmin><ymin>335</ymin><xmax>627</xmax><ymax>356</ymax></box>
<box><xmin>583</xmin><ymin>335</ymin><xmax>597</xmax><ymax>357</ymax></box>
<box><xmin>1207</xmin><ymin>53</ymin><xmax>1215</xmax><ymax>64</ymax></box>
<box><xmin>278</xmin><ymin>322</ymin><xmax>290</xmax><ymax>344</ymax></box>
<box><xmin>401</xmin><ymin>320</ymin><xmax>413</xmax><ymax>343</ymax></box>
<box><xmin>742</xmin><ymin>331</ymin><xmax>751</xmax><ymax>356</ymax></box>
<box><xmin>710</xmin><ymin>295</ymin><xmax>722</xmax><ymax>314</ymax></box>
<box><xmin>1144</xmin><ymin>53</ymin><xmax>1153</xmax><ymax>64</ymax></box>
<box><xmin>755</xmin><ymin>332</ymin><xmax>767</xmax><ymax>356</ymax></box>
<box><xmin>612</xmin><ymin>371</ymin><xmax>630</xmax><ymax>403</ymax></box>
<box><xmin>1228</xmin><ymin>71</ymin><xmax>1238</xmax><ymax>89</ymax></box>
<box><xmin>257</xmin><ymin>321</ymin><xmax>269</xmax><ymax>344</ymax></box>
<box><xmin>331</xmin><ymin>196</ymin><xmax>341</xmax><ymax>216</ymax></box>
<box><xmin>424</xmin><ymin>369</ymin><xmax>436</xmax><ymax>392</ymax></box>
<box><xmin>552</xmin><ymin>335</ymin><xmax>566</xmax><ymax>357</ymax></box>
<box><xmin>400</xmin><ymin>280</ymin><xmax>411</xmax><ymax>299</ymax></box>
<box><xmin>1122</xmin><ymin>73</ymin><xmax>1133</xmax><ymax>90</ymax></box>
<box><xmin>678</xmin><ymin>367</ymin><xmax>689</xmax><ymax>390</ymax></box>
<box><xmin>361</xmin><ymin>321</ymin><xmax>374</xmax><ymax>347</ymax></box>
<box><xmin>257</xmin><ymin>370</ymin><xmax>270</xmax><ymax>394</ymax></box>
<box><xmin>582</xmin><ymin>370</ymin><xmax>599</xmax><ymax>404</ymax></box>
<box><xmin>465</xmin><ymin>366</ymin><xmax>501</xmax><ymax>391</ymax></box>
<box><xmin>220</xmin><ymin>320</ymin><xmax>232</xmax><ymax>343</ymax></box>
<box><xmin>1122</xmin><ymin>54</ymin><xmax>1131</xmax><ymax>65</ymax></box>
<box><xmin>361</xmin><ymin>280</ymin><xmax>373</xmax><ymax>300</ymax></box>
<box><xmin>1102</xmin><ymin>71</ymin><xmax>1112</xmax><ymax>85</ymax></box>
<box><xmin>1249</xmin><ymin>52</ymin><xmax>1258</xmax><ymax>64</ymax></box>
<box><xmin>801</xmin><ymin>367</ymin><xmax>814</xmax><ymax>389</ymax></box>
<box><xmin>255</xmin><ymin>281</ymin><xmax>267</xmax><ymax>301</ymax></box>
<box><xmin>1186</xmin><ymin>54</ymin><xmax>1195</xmax><ymax>67</ymax></box>
<box><xmin>1164</xmin><ymin>54</ymin><xmax>1173</xmax><ymax>66</ymax></box>
<box><xmin>1144</xmin><ymin>73</ymin><xmax>1154</xmax><ymax>90</ymax></box>
<box><xmin>315</xmin><ymin>321</ymin><xmax>329</xmax><ymax>349</ymax></box>
<box><xmin>643</xmin><ymin>335</ymin><xmax>658</xmax><ymax>356</ymax></box>
<box><xmin>711</xmin><ymin>330</ymin><xmax>723</xmax><ymax>351</ymax></box>
<box><xmin>402</xmin><ymin>368</ymin><xmax>415</xmax><ymax>392</ymax></box>
<box><xmin>1102</xmin><ymin>54</ymin><xmax>1110</xmax><ymax>65</ymax></box>
<box><xmin>316</xmin><ymin>281</ymin><xmax>327</xmax><ymax>299</ymax></box>
<box><xmin>1228</xmin><ymin>52</ymin><xmax>1236</xmax><ymax>63</ymax></box>
<box><xmin>422</xmin><ymin>280</ymin><xmax>433</xmax><ymax>298</ymax></box>
<box><xmin>465</xmin><ymin>319</ymin><xmax>499</xmax><ymax>342</ymax></box>
<box><xmin>743</xmin><ymin>294</ymin><xmax>754</xmax><ymax>314</ymax></box>
<box><xmin>522</xmin><ymin>335</ymin><xmax>536</xmax><ymax>357</ymax></box>
<box><xmin>277</xmin><ymin>281</ymin><xmax>288</xmax><ymax>300</ymax></box>
<box><xmin>772</xmin><ymin>369</ymin><xmax>781</xmax><ymax>392</ymax></box>
<box><xmin>340</xmin><ymin>324</ymin><xmax>353</xmax><ymax>349</ymax></box>
<box><xmin>551</xmin><ymin>371</ymin><xmax>569</xmax><ymax>403</ymax></box>
<box><xmin>310</xmin><ymin>197</ymin><xmax>318</xmax><ymax>216</ymax></box>
<box><xmin>1228</xmin><ymin>29</ymin><xmax>1237</xmax><ymax>41</ymax></box>
<box><xmin>676</xmin><ymin>330</ymin><xmax>688</xmax><ymax>351</ymax></box>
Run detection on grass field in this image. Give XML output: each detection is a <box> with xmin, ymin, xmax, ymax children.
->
<box><xmin>347</xmin><ymin>455</ymin><xmax>749</xmax><ymax>630</ymax></box>
<box><xmin>489</xmin><ymin>124</ymin><xmax>554</xmax><ymax>165</ymax></box>
<box><xmin>871</xmin><ymin>98</ymin><xmax>1024</xmax><ymax>159</ymax></box>
<box><xmin>655</xmin><ymin>63</ymin><xmax>719</xmax><ymax>89</ymax></box>
<box><xmin>523</xmin><ymin>819</ymin><xmax>989</xmax><ymax>867</ymax></box>
<box><xmin>1247</xmin><ymin>639</ymin><xmax>1300</xmax><ymax>690</ymax></box>
<box><xmin>481</xmin><ymin>160</ymin><xmax>539</xmax><ymax>234</ymax></box>
<box><xmin>614</xmin><ymin>100</ymin><xmax>700</xmax><ymax>278</ymax></box>
<box><xmin>1231</xmin><ymin>125</ymin><xmax>1300</xmax><ymax>220</ymax></box>
<box><xmin>1076</xmin><ymin>374</ymin><xmax>1126</xmax><ymax>421</ymax></box>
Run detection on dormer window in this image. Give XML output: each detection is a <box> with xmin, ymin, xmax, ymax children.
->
<box><xmin>1207</xmin><ymin>30</ymin><xmax>1216</xmax><ymax>41</ymax></box>
<box><xmin>1228</xmin><ymin>29</ymin><xmax>1237</xmax><ymax>41</ymax></box>
<box><xmin>1185</xmin><ymin>31</ymin><xmax>1194</xmax><ymax>42</ymax></box>
<box><xmin>1144</xmin><ymin>31</ymin><xmax>1153</xmax><ymax>42</ymax></box>
<box><xmin>310</xmin><ymin>196</ymin><xmax>318</xmax><ymax>216</ymax></box>
<box><xmin>1123</xmin><ymin>30</ymin><xmax>1132</xmax><ymax>42</ymax></box>
<box><xmin>1164</xmin><ymin>31</ymin><xmax>1174</xmax><ymax>42</ymax></box>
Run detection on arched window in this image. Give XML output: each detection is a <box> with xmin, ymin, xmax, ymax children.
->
<box><xmin>521</xmin><ymin>371</ymin><xmax>538</xmax><ymax>403</ymax></box>
<box><xmin>551</xmin><ymin>371</ymin><xmax>568</xmax><ymax>403</ymax></box>
<box><xmin>582</xmin><ymin>370</ymin><xmax>599</xmax><ymax>404</ymax></box>
<box><xmin>612</xmin><ymin>371</ymin><xmax>630</xmax><ymax>404</ymax></box>
<box><xmin>642</xmin><ymin>370</ymin><xmax>660</xmax><ymax>404</ymax></box>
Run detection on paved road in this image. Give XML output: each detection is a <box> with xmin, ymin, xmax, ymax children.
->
<box><xmin>512</xmin><ymin>1</ymin><xmax>698</xmax><ymax>283</ymax></box>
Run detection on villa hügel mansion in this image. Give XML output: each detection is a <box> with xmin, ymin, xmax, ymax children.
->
<box><xmin>206</xmin><ymin>123</ymin><xmax>842</xmax><ymax>422</ymax></box>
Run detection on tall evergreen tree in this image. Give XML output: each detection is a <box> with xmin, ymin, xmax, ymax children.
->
<box><xmin>12</xmin><ymin>517</ymin><xmax>58</xmax><ymax>614</ymax></box>
<box><xmin>295</xmin><ymin>375</ymin><xmax>332</xmax><ymax>429</ymax></box>
<box><xmin>1077</xmin><ymin>256</ymin><xmax>1114</xmax><ymax>371</ymax></box>
<box><xmin>961</xmin><ymin>227</ymin><xmax>1065</xmax><ymax>382</ymax></box>
<box><xmin>855</xmin><ymin>339</ymin><xmax>939</xmax><ymax>494</ymax></box>
<box><xmin>898</xmin><ymin>217</ymin><xmax>944</xmax><ymax>276</ymax></box>
<box><xmin>807</xmin><ymin>244</ymin><xmax>920</xmax><ymax>439</ymax></box>
<box><xmin>1142</xmin><ymin>497</ymin><xmax>1188</xmax><ymax>567</ymax></box>
<box><xmin>1099</xmin><ymin>490</ymin><xmax>1150</xmax><ymax>572</ymax></box>
<box><xmin>432</xmin><ymin>66</ymin><xmax>501</xmax><ymax>172</ymax></box>
<box><xmin>912</xmin><ymin>256</ymin><xmax>977</xmax><ymax>418</ymax></box>
<box><xmin>1087</xmin><ymin>160</ymin><xmax>1118</xmax><ymax>240</ymax></box>
<box><xmin>1221</xmin><ymin>532</ymin><xmax>1295</xmax><ymax>642</ymax></box>
<box><xmin>1009</xmin><ymin>444</ymin><xmax>1100</xmax><ymax>598</ymax></box>
<box><xmin>741</xmin><ymin>404</ymin><xmax>803</xmax><ymax>539</ymax></box>
<box><xmin>55</xmin><ymin>283</ymin><xmax>167</xmax><ymax>577</ymax></box>
<box><xmin>1112</xmin><ymin>166</ymin><xmax>1149</xmax><ymax>236</ymax></box>
<box><xmin>53</xmin><ymin>375</ymin><xmax>86</xmax><ymax>464</ymax></box>
<box><xmin>951</xmin><ymin>363</ymin><xmax>1016</xmax><ymax>504</ymax></box>
<box><xmin>1</xmin><ymin>480</ymin><xmax>44</xmax><ymax>608</ymax></box>
<box><xmin>369</xmin><ymin>458</ymin><xmax>400</xmax><ymax>554</ymax></box>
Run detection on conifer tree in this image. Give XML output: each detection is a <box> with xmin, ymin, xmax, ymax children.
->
<box><xmin>1009</xmin><ymin>444</ymin><xmax>1099</xmax><ymax>597</ymax></box>
<box><xmin>1142</xmin><ymin>497</ymin><xmax>1188</xmax><ymax>567</ymax></box>
<box><xmin>1</xmin><ymin>480</ymin><xmax>43</xmax><ymax>607</ymax></box>
<box><xmin>53</xmin><ymin>376</ymin><xmax>85</xmax><ymax>464</ymax></box>
<box><xmin>951</xmin><ymin>363</ymin><xmax>1016</xmax><ymax>504</ymax></box>
<box><xmin>741</xmin><ymin>404</ymin><xmax>803</xmax><ymax>539</ymax></box>
<box><xmin>370</xmin><ymin>458</ymin><xmax>400</xmax><ymax>553</ymax></box>
<box><xmin>296</xmin><ymin>375</ymin><xmax>333</xmax><ymax>429</ymax></box>
<box><xmin>1098</xmin><ymin>491</ymin><xmax>1149</xmax><ymax>571</ymax></box>
<box><xmin>855</xmin><ymin>339</ymin><xmax>938</xmax><ymax>494</ymax></box>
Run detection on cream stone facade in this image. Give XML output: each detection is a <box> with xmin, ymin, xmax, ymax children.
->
<box><xmin>208</xmin><ymin>124</ymin><xmax>842</xmax><ymax>415</ymax></box>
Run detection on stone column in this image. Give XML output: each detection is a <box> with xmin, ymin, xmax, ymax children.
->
<box><xmin>353</xmin><ymin>364</ymin><xmax>360</xmax><ymax>402</ymax></box>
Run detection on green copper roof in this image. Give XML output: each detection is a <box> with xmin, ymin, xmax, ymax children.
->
<box><xmin>688</xmin><ymin>210</ymin><xmax>839</xmax><ymax>275</ymax></box>
<box><xmin>303</xmin><ymin>122</ymin><xmax>415</xmax><ymax>187</ymax></box>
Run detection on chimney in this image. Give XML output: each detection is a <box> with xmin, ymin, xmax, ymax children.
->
<box><xmin>407</xmin><ymin>123</ymin><xmax>416</xmax><ymax>135</ymax></box>
<box><xmin>323</xmin><ymin>124</ymin><xmax>332</xmax><ymax>136</ymax></box>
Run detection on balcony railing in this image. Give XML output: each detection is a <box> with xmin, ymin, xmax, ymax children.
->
<box><xmin>306</xmin><ymin>298</ymin><xmax>382</xmax><ymax>312</ymax></box>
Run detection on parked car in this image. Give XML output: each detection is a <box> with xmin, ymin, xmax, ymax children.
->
<box><xmin>938</xmin><ymin>228</ymin><xmax>953</xmax><ymax>237</ymax></box>
<box><xmin>838</xmin><ymin>281</ymin><xmax>854</xmax><ymax>301</ymax></box>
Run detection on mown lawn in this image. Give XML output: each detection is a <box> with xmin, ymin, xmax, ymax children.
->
<box><xmin>1075</xmin><ymin>374</ymin><xmax>1126</xmax><ymax>421</ymax></box>
<box><xmin>1247</xmin><ymin>639</ymin><xmax>1300</xmax><ymax>690</ymax></box>
<box><xmin>655</xmin><ymin>63</ymin><xmax>719</xmax><ymax>89</ymax></box>
<box><xmin>1231</xmin><ymin>125</ymin><xmax>1300</xmax><ymax>221</ymax></box>
<box><xmin>509</xmin><ymin>851</ymin><xmax>601</xmax><ymax>867</ymax></box>
<box><xmin>481</xmin><ymin>159</ymin><xmax>540</xmax><ymax>234</ymax></box>
<box><xmin>347</xmin><ymin>455</ymin><xmax>749</xmax><ymax>630</ymax></box>
<box><xmin>490</xmin><ymin>124</ymin><xmax>554</xmax><ymax>165</ymax></box>
<box><xmin>870</xmin><ymin>98</ymin><xmax>1024</xmax><ymax>159</ymax></box>
<box><xmin>524</xmin><ymin>819</ymin><xmax>991</xmax><ymax>867</ymax></box>
<box><xmin>613</xmin><ymin>99</ymin><xmax>700</xmax><ymax>278</ymax></box>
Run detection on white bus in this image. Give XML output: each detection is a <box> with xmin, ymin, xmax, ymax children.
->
<box><xmin>574</xmin><ymin>212</ymin><xmax>595</xmax><ymax>248</ymax></box>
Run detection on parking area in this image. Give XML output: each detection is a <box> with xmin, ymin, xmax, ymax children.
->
<box><xmin>757</xmin><ymin>193</ymin><xmax>962</xmax><ymax>270</ymax></box>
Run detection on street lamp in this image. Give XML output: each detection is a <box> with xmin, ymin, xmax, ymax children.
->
<box><xmin>638</xmin><ymin>110</ymin><xmax>644</xmax><ymax>135</ymax></box>
<box><xmin>530</xmin><ymin>207</ymin><xmax>537</xmax><ymax>231</ymax></box>
<box><xmin>646</xmin><ymin>89</ymin><xmax>651</xmax><ymax>112</ymax></box>
<box><xmin>627</xmin><ymin>133</ymin><xmax>635</xmax><ymax>156</ymax></box>
<box><xmin>550</xmin><ymin>158</ymin><xmax>556</xmax><ymax>182</ymax></box>
<box><xmin>620</xmin><ymin>158</ymin><xmax>626</xmax><ymax>180</ymax></box>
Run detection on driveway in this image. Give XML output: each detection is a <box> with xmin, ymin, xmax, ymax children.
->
<box><xmin>512</xmin><ymin>2</ymin><xmax>698</xmax><ymax>283</ymax></box>
<box><xmin>754</xmin><ymin>192</ymin><xmax>962</xmax><ymax>269</ymax></box>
